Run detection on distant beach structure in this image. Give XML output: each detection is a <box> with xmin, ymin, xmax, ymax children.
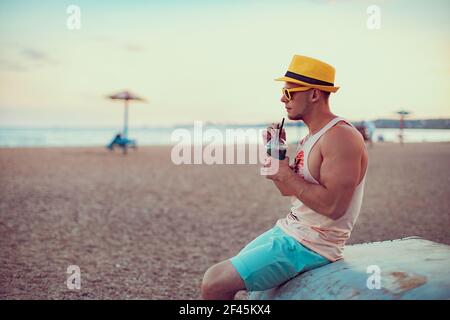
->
<box><xmin>397</xmin><ymin>110</ymin><xmax>411</xmax><ymax>145</ymax></box>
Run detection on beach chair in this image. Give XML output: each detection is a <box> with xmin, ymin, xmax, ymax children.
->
<box><xmin>249</xmin><ymin>237</ymin><xmax>450</xmax><ymax>300</ymax></box>
<box><xmin>106</xmin><ymin>133</ymin><xmax>137</xmax><ymax>154</ymax></box>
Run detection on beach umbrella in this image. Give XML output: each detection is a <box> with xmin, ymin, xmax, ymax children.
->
<box><xmin>107</xmin><ymin>90</ymin><xmax>146</xmax><ymax>138</ymax></box>
<box><xmin>396</xmin><ymin>110</ymin><xmax>411</xmax><ymax>145</ymax></box>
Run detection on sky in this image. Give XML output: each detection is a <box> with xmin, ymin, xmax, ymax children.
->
<box><xmin>0</xmin><ymin>0</ymin><xmax>449</xmax><ymax>127</ymax></box>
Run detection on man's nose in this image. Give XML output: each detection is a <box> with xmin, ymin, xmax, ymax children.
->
<box><xmin>280</xmin><ymin>94</ymin><xmax>288</xmax><ymax>103</ymax></box>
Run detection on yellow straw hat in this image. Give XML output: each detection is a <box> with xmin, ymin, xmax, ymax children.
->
<box><xmin>275</xmin><ymin>55</ymin><xmax>340</xmax><ymax>93</ymax></box>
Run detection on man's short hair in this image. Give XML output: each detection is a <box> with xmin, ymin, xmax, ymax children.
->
<box><xmin>322</xmin><ymin>91</ymin><xmax>331</xmax><ymax>101</ymax></box>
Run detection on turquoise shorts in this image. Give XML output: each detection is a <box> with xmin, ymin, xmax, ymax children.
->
<box><xmin>230</xmin><ymin>225</ymin><xmax>331</xmax><ymax>292</ymax></box>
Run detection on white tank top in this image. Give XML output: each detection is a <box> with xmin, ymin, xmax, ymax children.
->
<box><xmin>276</xmin><ymin>117</ymin><xmax>367</xmax><ymax>262</ymax></box>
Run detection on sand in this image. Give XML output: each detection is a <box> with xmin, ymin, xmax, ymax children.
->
<box><xmin>0</xmin><ymin>142</ymin><xmax>449</xmax><ymax>299</ymax></box>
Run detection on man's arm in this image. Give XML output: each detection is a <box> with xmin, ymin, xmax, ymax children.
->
<box><xmin>273</xmin><ymin>180</ymin><xmax>294</xmax><ymax>196</ymax></box>
<box><xmin>276</xmin><ymin>126</ymin><xmax>364</xmax><ymax>220</ymax></box>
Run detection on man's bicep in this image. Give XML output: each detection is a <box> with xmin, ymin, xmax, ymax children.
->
<box><xmin>319</xmin><ymin>135</ymin><xmax>362</xmax><ymax>216</ymax></box>
<box><xmin>320</xmin><ymin>150</ymin><xmax>360</xmax><ymax>191</ymax></box>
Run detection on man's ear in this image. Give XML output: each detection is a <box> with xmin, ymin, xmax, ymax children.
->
<box><xmin>310</xmin><ymin>89</ymin><xmax>321</xmax><ymax>103</ymax></box>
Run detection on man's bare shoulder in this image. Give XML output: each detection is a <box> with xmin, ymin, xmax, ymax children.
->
<box><xmin>320</xmin><ymin>121</ymin><xmax>366</xmax><ymax>156</ymax></box>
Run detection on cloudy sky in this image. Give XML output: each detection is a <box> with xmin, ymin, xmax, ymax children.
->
<box><xmin>0</xmin><ymin>0</ymin><xmax>449</xmax><ymax>127</ymax></box>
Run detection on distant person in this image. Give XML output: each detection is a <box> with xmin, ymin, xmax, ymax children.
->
<box><xmin>363</xmin><ymin>120</ymin><xmax>376</xmax><ymax>147</ymax></box>
<box><xmin>354</xmin><ymin>123</ymin><xmax>368</xmax><ymax>141</ymax></box>
<box><xmin>398</xmin><ymin>132</ymin><xmax>404</xmax><ymax>145</ymax></box>
<box><xmin>201</xmin><ymin>55</ymin><xmax>368</xmax><ymax>300</ymax></box>
<box><xmin>377</xmin><ymin>134</ymin><xmax>384</xmax><ymax>142</ymax></box>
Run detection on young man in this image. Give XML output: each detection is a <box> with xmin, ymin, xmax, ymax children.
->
<box><xmin>201</xmin><ymin>55</ymin><xmax>368</xmax><ymax>300</ymax></box>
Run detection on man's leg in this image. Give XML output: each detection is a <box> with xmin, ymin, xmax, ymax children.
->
<box><xmin>201</xmin><ymin>226</ymin><xmax>284</xmax><ymax>300</ymax></box>
<box><xmin>201</xmin><ymin>260</ymin><xmax>246</xmax><ymax>300</ymax></box>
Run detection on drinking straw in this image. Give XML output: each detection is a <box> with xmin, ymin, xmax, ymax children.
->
<box><xmin>276</xmin><ymin>118</ymin><xmax>285</xmax><ymax>142</ymax></box>
<box><xmin>279</xmin><ymin>118</ymin><xmax>285</xmax><ymax>134</ymax></box>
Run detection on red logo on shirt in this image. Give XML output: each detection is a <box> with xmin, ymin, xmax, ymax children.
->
<box><xmin>293</xmin><ymin>150</ymin><xmax>305</xmax><ymax>178</ymax></box>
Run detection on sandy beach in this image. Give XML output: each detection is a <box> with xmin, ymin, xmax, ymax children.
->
<box><xmin>0</xmin><ymin>142</ymin><xmax>449</xmax><ymax>299</ymax></box>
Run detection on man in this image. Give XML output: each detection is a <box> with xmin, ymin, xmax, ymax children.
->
<box><xmin>201</xmin><ymin>55</ymin><xmax>368</xmax><ymax>300</ymax></box>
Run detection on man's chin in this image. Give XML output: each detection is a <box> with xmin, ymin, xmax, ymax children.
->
<box><xmin>287</xmin><ymin>114</ymin><xmax>302</xmax><ymax>121</ymax></box>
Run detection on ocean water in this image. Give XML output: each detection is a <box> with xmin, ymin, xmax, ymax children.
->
<box><xmin>0</xmin><ymin>126</ymin><xmax>449</xmax><ymax>148</ymax></box>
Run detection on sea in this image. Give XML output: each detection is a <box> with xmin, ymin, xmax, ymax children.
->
<box><xmin>0</xmin><ymin>126</ymin><xmax>449</xmax><ymax>148</ymax></box>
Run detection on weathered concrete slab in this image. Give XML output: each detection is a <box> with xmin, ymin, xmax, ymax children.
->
<box><xmin>249</xmin><ymin>237</ymin><xmax>450</xmax><ymax>300</ymax></box>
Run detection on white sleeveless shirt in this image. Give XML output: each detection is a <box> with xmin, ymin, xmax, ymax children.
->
<box><xmin>276</xmin><ymin>117</ymin><xmax>367</xmax><ymax>262</ymax></box>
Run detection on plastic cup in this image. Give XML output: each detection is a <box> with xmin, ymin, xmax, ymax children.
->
<box><xmin>266</xmin><ymin>140</ymin><xmax>288</xmax><ymax>160</ymax></box>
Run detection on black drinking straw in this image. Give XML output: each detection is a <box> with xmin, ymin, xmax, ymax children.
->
<box><xmin>279</xmin><ymin>118</ymin><xmax>285</xmax><ymax>138</ymax></box>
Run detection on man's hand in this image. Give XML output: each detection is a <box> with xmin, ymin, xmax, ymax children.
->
<box><xmin>262</xmin><ymin>156</ymin><xmax>296</xmax><ymax>196</ymax></box>
<box><xmin>264</xmin><ymin>156</ymin><xmax>295</xmax><ymax>183</ymax></box>
<box><xmin>263</xmin><ymin>122</ymin><xmax>286</xmax><ymax>144</ymax></box>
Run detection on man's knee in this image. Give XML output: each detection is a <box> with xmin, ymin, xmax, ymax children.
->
<box><xmin>201</xmin><ymin>261</ymin><xmax>244</xmax><ymax>300</ymax></box>
<box><xmin>201</xmin><ymin>263</ymin><xmax>224</xmax><ymax>299</ymax></box>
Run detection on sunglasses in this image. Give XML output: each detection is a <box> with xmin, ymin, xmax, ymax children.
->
<box><xmin>282</xmin><ymin>86</ymin><xmax>311</xmax><ymax>101</ymax></box>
